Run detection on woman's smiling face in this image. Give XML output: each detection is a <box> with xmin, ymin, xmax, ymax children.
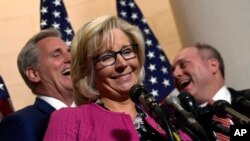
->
<box><xmin>94</xmin><ymin>28</ymin><xmax>140</xmax><ymax>99</ymax></box>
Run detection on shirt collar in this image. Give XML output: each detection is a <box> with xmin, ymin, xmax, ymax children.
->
<box><xmin>200</xmin><ymin>85</ymin><xmax>231</xmax><ymax>107</ymax></box>
<box><xmin>212</xmin><ymin>85</ymin><xmax>231</xmax><ymax>104</ymax></box>
<box><xmin>38</xmin><ymin>96</ymin><xmax>76</xmax><ymax>110</ymax></box>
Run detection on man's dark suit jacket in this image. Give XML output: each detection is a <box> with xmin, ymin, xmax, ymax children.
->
<box><xmin>228</xmin><ymin>87</ymin><xmax>246</xmax><ymax>99</ymax></box>
<box><xmin>0</xmin><ymin>98</ymin><xmax>55</xmax><ymax>141</ymax></box>
<box><xmin>228</xmin><ymin>87</ymin><xmax>250</xmax><ymax>118</ymax></box>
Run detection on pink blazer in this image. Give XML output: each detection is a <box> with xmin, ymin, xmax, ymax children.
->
<box><xmin>43</xmin><ymin>103</ymin><xmax>191</xmax><ymax>141</ymax></box>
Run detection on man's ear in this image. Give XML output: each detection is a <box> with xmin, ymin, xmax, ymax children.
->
<box><xmin>209</xmin><ymin>59</ymin><xmax>220</xmax><ymax>75</ymax></box>
<box><xmin>25</xmin><ymin>68</ymin><xmax>40</xmax><ymax>82</ymax></box>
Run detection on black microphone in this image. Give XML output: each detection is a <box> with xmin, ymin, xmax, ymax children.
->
<box><xmin>177</xmin><ymin>93</ymin><xmax>213</xmax><ymax>121</ymax></box>
<box><xmin>177</xmin><ymin>93</ymin><xmax>213</xmax><ymax>123</ymax></box>
<box><xmin>177</xmin><ymin>93</ymin><xmax>230</xmax><ymax>138</ymax></box>
<box><xmin>129</xmin><ymin>84</ymin><xmax>175</xmax><ymax>141</ymax></box>
<box><xmin>130</xmin><ymin>84</ymin><xmax>162</xmax><ymax>117</ymax></box>
<box><xmin>166</xmin><ymin>95</ymin><xmax>209</xmax><ymax>141</ymax></box>
<box><xmin>178</xmin><ymin>92</ymin><xmax>198</xmax><ymax>117</ymax></box>
<box><xmin>178</xmin><ymin>93</ymin><xmax>218</xmax><ymax>140</ymax></box>
<box><xmin>198</xmin><ymin>106</ymin><xmax>230</xmax><ymax>137</ymax></box>
<box><xmin>232</xmin><ymin>96</ymin><xmax>250</xmax><ymax>117</ymax></box>
<box><xmin>212</xmin><ymin>100</ymin><xmax>250</xmax><ymax>125</ymax></box>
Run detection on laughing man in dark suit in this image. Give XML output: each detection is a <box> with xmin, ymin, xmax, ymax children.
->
<box><xmin>172</xmin><ymin>43</ymin><xmax>245</xmax><ymax>108</ymax></box>
<box><xmin>0</xmin><ymin>28</ymin><xmax>75</xmax><ymax>141</ymax></box>
<box><xmin>171</xmin><ymin>43</ymin><xmax>248</xmax><ymax>141</ymax></box>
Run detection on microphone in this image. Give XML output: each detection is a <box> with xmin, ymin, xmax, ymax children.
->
<box><xmin>232</xmin><ymin>96</ymin><xmax>250</xmax><ymax>117</ymax></box>
<box><xmin>177</xmin><ymin>93</ymin><xmax>230</xmax><ymax>138</ymax></box>
<box><xmin>166</xmin><ymin>95</ymin><xmax>209</xmax><ymax>141</ymax></box>
<box><xmin>177</xmin><ymin>93</ymin><xmax>214</xmax><ymax>122</ymax></box>
<box><xmin>212</xmin><ymin>100</ymin><xmax>250</xmax><ymax>125</ymax></box>
<box><xmin>129</xmin><ymin>84</ymin><xmax>175</xmax><ymax>141</ymax></box>
<box><xmin>178</xmin><ymin>93</ymin><xmax>219</xmax><ymax>140</ymax></box>
<box><xmin>130</xmin><ymin>84</ymin><xmax>162</xmax><ymax>117</ymax></box>
<box><xmin>197</xmin><ymin>106</ymin><xmax>230</xmax><ymax>137</ymax></box>
<box><xmin>177</xmin><ymin>93</ymin><xmax>214</xmax><ymax>123</ymax></box>
<box><xmin>178</xmin><ymin>92</ymin><xmax>198</xmax><ymax>117</ymax></box>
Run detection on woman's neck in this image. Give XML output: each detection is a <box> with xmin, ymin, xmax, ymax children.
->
<box><xmin>99</xmin><ymin>97</ymin><xmax>138</xmax><ymax>120</ymax></box>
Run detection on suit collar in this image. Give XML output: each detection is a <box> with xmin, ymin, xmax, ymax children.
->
<box><xmin>34</xmin><ymin>97</ymin><xmax>56</xmax><ymax>115</ymax></box>
<box><xmin>228</xmin><ymin>87</ymin><xmax>246</xmax><ymax>98</ymax></box>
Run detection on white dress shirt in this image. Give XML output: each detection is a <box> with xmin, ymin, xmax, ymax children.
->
<box><xmin>200</xmin><ymin>85</ymin><xmax>231</xmax><ymax>107</ymax></box>
<box><xmin>212</xmin><ymin>85</ymin><xmax>232</xmax><ymax>104</ymax></box>
<box><xmin>201</xmin><ymin>85</ymin><xmax>234</xmax><ymax>125</ymax></box>
<box><xmin>38</xmin><ymin>96</ymin><xmax>76</xmax><ymax>110</ymax></box>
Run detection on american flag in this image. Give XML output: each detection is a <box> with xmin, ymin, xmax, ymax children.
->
<box><xmin>116</xmin><ymin>0</ymin><xmax>175</xmax><ymax>102</ymax></box>
<box><xmin>40</xmin><ymin>0</ymin><xmax>74</xmax><ymax>46</ymax></box>
<box><xmin>0</xmin><ymin>75</ymin><xmax>14</xmax><ymax>117</ymax></box>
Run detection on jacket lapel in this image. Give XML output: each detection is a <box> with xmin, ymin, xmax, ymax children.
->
<box><xmin>34</xmin><ymin>98</ymin><xmax>56</xmax><ymax>115</ymax></box>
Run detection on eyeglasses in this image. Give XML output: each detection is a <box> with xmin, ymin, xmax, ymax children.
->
<box><xmin>93</xmin><ymin>44</ymin><xmax>138</xmax><ymax>67</ymax></box>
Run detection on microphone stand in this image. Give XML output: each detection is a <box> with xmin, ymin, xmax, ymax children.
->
<box><xmin>213</xmin><ymin>100</ymin><xmax>250</xmax><ymax>125</ymax></box>
<box><xmin>181</xmin><ymin>126</ymin><xmax>201</xmax><ymax>141</ymax></box>
<box><xmin>130</xmin><ymin>84</ymin><xmax>180</xmax><ymax>141</ymax></box>
<box><xmin>145</xmin><ymin>94</ymin><xmax>177</xmax><ymax>141</ymax></box>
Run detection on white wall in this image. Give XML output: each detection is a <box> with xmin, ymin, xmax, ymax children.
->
<box><xmin>171</xmin><ymin>0</ymin><xmax>250</xmax><ymax>90</ymax></box>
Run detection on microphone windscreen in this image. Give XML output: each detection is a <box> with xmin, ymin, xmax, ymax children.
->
<box><xmin>232</xmin><ymin>96</ymin><xmax>250</xmax><ymax>117</ymax></box>
<box><xmin>129</xmin><ymin>84</ymin><xmax>149</xmax><ymax>104</ymax></box>
<box><xmin>211</xmin><ymin>100</ymin><xmax>230</xmax><ymax>117</ymax></box>
<box><xmin>129</xmin><ymin>84</ymin><xmax>143</xmax><ymax>104</ymax></box>
<box><xmin>178</xmin><ymin>92</ymin><xmax>197</xmax><ymax>112</ymax></box>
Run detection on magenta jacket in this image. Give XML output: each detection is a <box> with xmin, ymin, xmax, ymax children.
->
<box><xmin>43</xmin><ymin>103</ymin><xmax>191</xmax><ymax>141</ymax></box>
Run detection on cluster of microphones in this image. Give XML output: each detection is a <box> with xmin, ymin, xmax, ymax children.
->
<box><xmin>129</xmin><ymin>84</ymin><xmax>250</xmax><ymax>141</ymax></box>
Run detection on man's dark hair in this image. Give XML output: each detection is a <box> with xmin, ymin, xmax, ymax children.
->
<box><xmin>195</xmin><ymin>43</ymin><xmax>225</xmax><ymax>79</ymax></box>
